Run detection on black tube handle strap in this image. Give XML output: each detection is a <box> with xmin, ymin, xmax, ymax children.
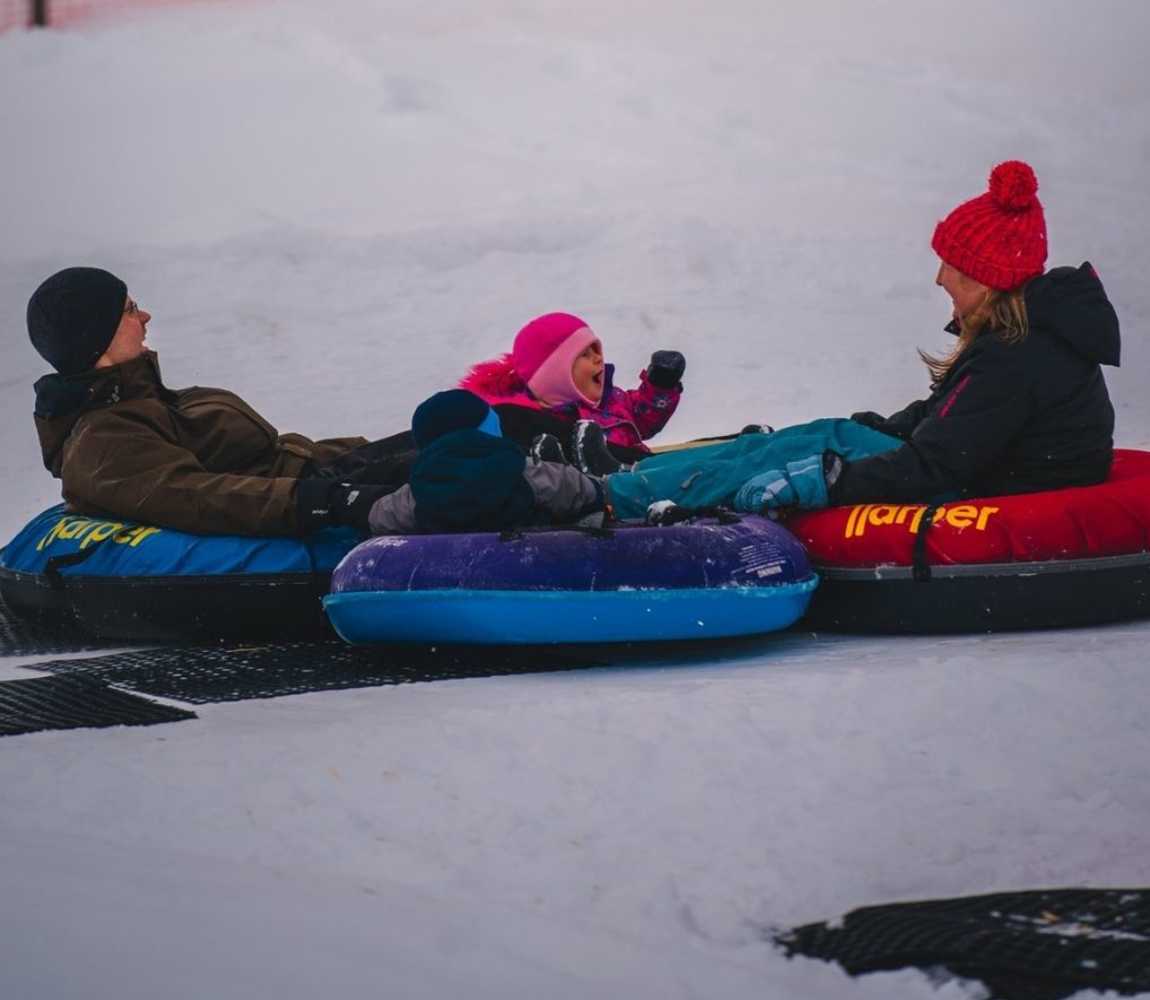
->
<box><xmin>43</xmin><ymin>543</ymin><xmax>105</xmax><ymax>590</ymax></box>
<box><xmin>912</xmin><ymin>503</ymin><xmax>942</xmax><ymax>583</ymax></box>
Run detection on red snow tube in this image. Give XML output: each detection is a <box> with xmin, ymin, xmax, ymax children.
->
<box><xmin>784</xmin><ymin>448</ymin><xmax>1150</xmax><ymax>633</ymax></box>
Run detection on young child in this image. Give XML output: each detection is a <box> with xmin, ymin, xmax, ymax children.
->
<box><xmin>459</xmin><ymin>312</ymin><xmax>685</xmax><ymax>471</ymax></box>
<box><xmin>364</xmin><ymin>389</ymin><xmax>607</xmax><ymax>534</ymax></box>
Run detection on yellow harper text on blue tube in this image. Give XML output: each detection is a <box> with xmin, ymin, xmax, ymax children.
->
<box><xmin>844</xmin><ymin>504</ymin><xmax>1000</xmax><ymax>539</ymax></box>
<box><xmin>36</xmin><ymin>516</ymin><xmax>163</xmax><ymax>552</ymax></box>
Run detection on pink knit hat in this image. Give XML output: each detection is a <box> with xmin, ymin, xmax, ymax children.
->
<box><xmin>931</xmin><ymin>160</ymin><xmax>1048</xmax><ymax>291</ymax></box>
<box><xmin>512</xmin><ymin>312</ymin><xmax>600</xmax><ymax>406</ymax></box>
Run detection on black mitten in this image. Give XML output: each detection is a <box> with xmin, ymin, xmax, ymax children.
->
<box><xmin>850</xmin><ymin>411</ymin><xmax>887</xmax><ymax>430</ymax></box>
<box><xmin>647</xmin><ymin>350</ymin><xmax>686</xmax><ymax>389</ymax></box>
<box><xmin>296</xmin><ymin>479</ymin><xmax>394</xmax><ymax>534</ymax></box>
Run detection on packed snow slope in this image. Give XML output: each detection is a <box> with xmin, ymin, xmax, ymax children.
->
<box><xmin>2</xmin><ymin>2</ymin><xmax>1150</xmax><ymax>998</ymax></box>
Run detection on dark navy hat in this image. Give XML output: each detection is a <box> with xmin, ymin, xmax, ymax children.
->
<box><xmin>27</xmin><ymin>267</ymin><xmax>127</xmax><ymax>375</ymax></box>
<box><xmin>411</xmin><ymin>389</ymin><xmax>502</xmax><ymax>448</ymax></box>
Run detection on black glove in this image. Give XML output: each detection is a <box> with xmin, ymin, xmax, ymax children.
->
<box><xmin>850</xmin><ymin>411</ymin><xmax>887</xmax><ymax>430</ymax></box>
<box><xmin>647</xmin><ymin>350</ymin><xmax>686</xmax><ymax>389</ymax></box>
<box><xmin>296</xmin><ymin>478</ymin><xmax>394</xmax><ymax>534</ymax></box>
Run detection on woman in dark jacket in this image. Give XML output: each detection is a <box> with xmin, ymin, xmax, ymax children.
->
<box><xmin>827</xmin><ymin>159</ymin><xmax>1120</xmax><ymax>507</ymax></box>
<box><xmin>609</xmin><ymin>160</ymin><xmax>1121</xmax><ymax>520</ymax></box>
<box><xmin>830</xmin><ymin>257</ymin><xmax>1120</xmax><ymax>506</ymax></box>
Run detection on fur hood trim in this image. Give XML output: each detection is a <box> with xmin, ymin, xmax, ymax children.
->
<box><xmin>459</xmin><ymin>355</ymin><xmax>544</xmax><ymax>409</ymax></box>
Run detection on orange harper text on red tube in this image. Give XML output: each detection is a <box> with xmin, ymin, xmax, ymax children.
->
<box><xmin>843</xmin><ymin>504</ymin><xmax>1000</xmax><ymax>539</ymax></box>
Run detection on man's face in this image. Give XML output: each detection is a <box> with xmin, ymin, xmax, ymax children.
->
<box><xmin>97</xmin><ymin>295</ymin><xmax>151</xmax><ymax>368</ymax></box>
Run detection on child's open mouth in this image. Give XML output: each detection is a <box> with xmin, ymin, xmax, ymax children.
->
<box><xmin>592</xmin><ymin>371</ymin><xmax>603</xmax><ymax>385</ymax></box>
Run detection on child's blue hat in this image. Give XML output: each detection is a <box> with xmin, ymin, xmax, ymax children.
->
<box><xmin>412</xmin><ymin>389</ymin><xmax>502</xmax><ymax>448</ymax></box>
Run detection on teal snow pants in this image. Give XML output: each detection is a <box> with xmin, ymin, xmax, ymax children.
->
<box><xmin>607</xmin><ymin>418</ymin><xmax>901</xmax><ymax>519</ymax></box>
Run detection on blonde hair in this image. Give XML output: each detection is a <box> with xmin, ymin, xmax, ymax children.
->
<box><xmin>920</xmin><ymin>284</ymin><xmax>1030</xmax><ymax>388</ymax></box>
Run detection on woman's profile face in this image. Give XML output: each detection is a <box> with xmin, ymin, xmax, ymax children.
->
<box><xmin>936</xmin><ymin>261</ymin><xmax>989</xmax><ymax>322</ymax></box>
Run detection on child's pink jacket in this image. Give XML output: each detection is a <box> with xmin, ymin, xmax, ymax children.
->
<box><xmin>460</xmin><ymin>357</ymin><xmax>681</xmax><ymax>452</ymax></box>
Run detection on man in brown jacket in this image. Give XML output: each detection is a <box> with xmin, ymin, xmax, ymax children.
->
<box><xmin>29</xmin><ymin>267</ymin><xmax>413</xmax><ymax>537</ymax></box>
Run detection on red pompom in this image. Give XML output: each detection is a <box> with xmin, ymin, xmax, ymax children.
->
<box><xmin>988</xmin><ymin>160</ymin><xmax>1039</xmax><ymax>212</ymax></box>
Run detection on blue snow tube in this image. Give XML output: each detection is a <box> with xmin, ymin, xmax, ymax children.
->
<box><xmin>323</xmin><ymin>515</ymin><xmax>818</xmax><ymax>645</ymax></box>
<box><xmin>0</xmin><ymin>505</ymin><xmax>362</xmax><ymax>641</ymax></box>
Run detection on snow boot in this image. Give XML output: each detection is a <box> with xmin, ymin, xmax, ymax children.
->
<box><xmin>572</xmin><ymin>420</ymin><xmax>623</xmax><ymax>476</ymax></box>
<box><xmin>529</xmin><ymin>433</ymin><xmax>568</xmax><ymax>464</ymax></box>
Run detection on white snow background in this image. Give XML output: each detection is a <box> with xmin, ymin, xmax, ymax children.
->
<box><xmin>2</xmin><ymin>1</ymin><xmax>1150</xmax><ymax>997</ymax></box>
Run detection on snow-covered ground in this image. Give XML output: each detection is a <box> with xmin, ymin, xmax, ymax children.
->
<box><xmin>2</xmin><ymin>2</ymin><xmax>1149</xmax><ymax>996</ymax></box>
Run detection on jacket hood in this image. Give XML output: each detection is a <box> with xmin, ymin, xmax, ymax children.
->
<box><xmin>1025</xmin><ymin>262</ymin><xmax>1120</xmax><ymax>367</ymax></box>
<box><xmin>34</xmin><ymin>351</ymin><xmax>168</xmax><ymax>476</ymax></box>
<box><xmin>460</xmin><ymin>354</ymin><xmax>616</xmax><ymax>412</ymax></box>
<box><xmin>459</xmin><ymin>355</ymin><xmax>538</xmax><ymax>408</ymax></box>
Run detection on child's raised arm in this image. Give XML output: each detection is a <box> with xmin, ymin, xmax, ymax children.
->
<box><xmin>622</xmin><ymin>350</ymin><xmax>685</xmax><ymax>440</ymax></box>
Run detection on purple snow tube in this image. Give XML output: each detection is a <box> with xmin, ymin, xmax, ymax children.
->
<box><xmin>323</xmin><ymin>515</ymin><xmax>818</xmax><ymax>645</ymax></box>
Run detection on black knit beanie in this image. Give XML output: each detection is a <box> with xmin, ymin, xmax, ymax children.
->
<box><xmin>27</xmin><ymin>267</ymin><xmax>128</xmax><ymax>375</ymax></box>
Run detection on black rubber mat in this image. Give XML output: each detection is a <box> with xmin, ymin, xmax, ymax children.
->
<box><xmin>24</xmin><ymin>640</ymin><xmax>615</xmax><ymax>704</ymax></box>
<box><xmin>0</xmin><ymin>594</ymin><xmax>117</xmax><ymax>657</ymax></box>
<box><xmin>20</xmin><ymin>628</ymin><xmax>789</xmax><ymax>704</ymax></box>
<box><xmin>776</xmin><ymin>887</ymin><xmax>1150</xmax><ymax>1000</ymax></box>
<box><xmin>0</xmin><ymin>673</ymin><xmax>196</xmax><ymax>737</ymax></box>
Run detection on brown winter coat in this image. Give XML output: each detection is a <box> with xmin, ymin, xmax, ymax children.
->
<box><xmin>34</xmin><ymin>352</ymin><xmax>368</xmax><ymax>536</ymax></box>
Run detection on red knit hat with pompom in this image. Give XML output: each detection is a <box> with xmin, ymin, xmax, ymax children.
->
<box><xmin>931</xmin><ymin>160</ymin><xmax>1048</xmax><ymax>291</ymax></box>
